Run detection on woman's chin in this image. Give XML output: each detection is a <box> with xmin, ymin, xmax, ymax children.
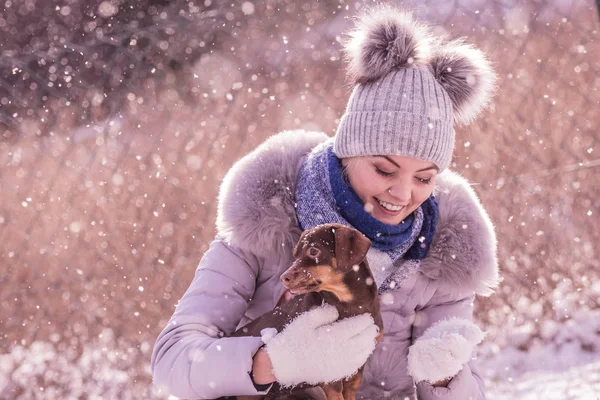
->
<box><xmin>371</xmin><ymin>203</ymin><xmax>407</xmax><ymax>225</ymax></box>
<box><xmin>374</xmin><ymin>214</ymin><xmax>404</xmax><ymax>225</ymax></box>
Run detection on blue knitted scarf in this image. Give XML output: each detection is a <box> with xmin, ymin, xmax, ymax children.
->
<box><xmin>295</xmin><ymin>139</ymin><xmax>438</xmax><ymax>292</ymax></box>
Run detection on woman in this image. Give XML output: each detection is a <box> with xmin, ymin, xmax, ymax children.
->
<box><xmin>151</xmin><ymin>5</ymin><xmax>499</xmax><ymax>399</ymax></box>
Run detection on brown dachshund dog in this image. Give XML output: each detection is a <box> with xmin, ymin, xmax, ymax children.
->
<box><xmin>230</xmin><ymin>223</ymin><xmax>384</xmax><ymax>400</ymax></box>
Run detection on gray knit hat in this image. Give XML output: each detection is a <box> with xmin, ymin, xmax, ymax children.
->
<box><xmin>333</xmin><ymin>5</ymin><xmax>497</xmax><ymax>171</ymax></box>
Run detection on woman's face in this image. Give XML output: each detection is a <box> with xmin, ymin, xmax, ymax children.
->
<box><xmin>342</xmin><ymin>155</ymin><xmax>438</xmax><ymax>225</ymax></box>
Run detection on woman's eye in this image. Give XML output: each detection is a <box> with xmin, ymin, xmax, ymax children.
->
<box><xmin>416</xmin><ymin>177</ymin><xmax>432</xmax><ymax>184</ymax></box>
<box><xmin>375</xmin><ymin>167</ymin><xmax>394</xmax><ymax>177</ymax></box>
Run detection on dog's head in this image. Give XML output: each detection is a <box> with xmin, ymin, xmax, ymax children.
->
<box><xmin>280</xmin><ymin>223</ymin><xmax>371</xmax><ymax>300</ymax></box>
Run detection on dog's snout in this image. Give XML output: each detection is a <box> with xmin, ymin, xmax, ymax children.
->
<box><xmin>281</xmin><ymin>272</ymin><xmax>292</xmax><ymax>283</ymax></box>
<box><xmin>280</xmin><ymin>269</ymin><xmax>298</xmax><ymax>284</ymax></box>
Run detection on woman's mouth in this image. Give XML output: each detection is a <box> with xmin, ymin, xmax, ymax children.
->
<box><xmin>374</xmin><ymin>197</ymin><xmax>405</xmax><ymax>215</ymax></box>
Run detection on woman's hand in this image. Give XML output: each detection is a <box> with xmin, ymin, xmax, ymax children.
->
<box><xmin>251</xmin><ymin>347</ymin><xmax>276</xmax><ymax>385</ymax></box>
<box><xmin>407</xmin><ymin>318</ymin><xmax>485</xmax><ymax>385</ymax></box>
<box><xmin>261</xmin><ymin>304</ymin><xmax>379</xmax><ymax>387</ymax></box>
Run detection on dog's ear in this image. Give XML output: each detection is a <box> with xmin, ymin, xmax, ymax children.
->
<box><xmin>333</xmin><ymin>225</ymin><xmax>371</xmax><ymax>271</ymax></box>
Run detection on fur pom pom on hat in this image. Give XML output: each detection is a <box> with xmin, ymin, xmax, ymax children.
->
<box><xmin>430</xmin><ymin>39</ymin><xmax>497</xmax><ymax>125</ymax></box>
<box><xmin>344</xmin><ymin>6</ymin><xmax>433</xmax><ymax>84</ymax></box>
<box><xmin>334</xmin><ymin>5</ymin><xmax>497</xmax><ymax>171</ymax></box>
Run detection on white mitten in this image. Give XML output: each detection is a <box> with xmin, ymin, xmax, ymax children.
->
<box><xmin>263</xmin><ymin>304</ymin><xmax>379</xmax><ymax>387</ymax></box>
<box><xmin>407</xmin><ymin>318</ymin><xmax>485</xmax><ymax>384</ymax></box>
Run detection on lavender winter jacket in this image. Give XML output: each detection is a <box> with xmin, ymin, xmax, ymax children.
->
<box><xmin>151</xmin><ymin>130</ymin><xmax>499</xmax><ymax>399</ymax></box>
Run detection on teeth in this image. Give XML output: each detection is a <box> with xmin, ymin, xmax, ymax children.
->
<box><xmin>377</xmin><ymin>199</ymin><xmax>404</xmax><ymax>212</ymax></box>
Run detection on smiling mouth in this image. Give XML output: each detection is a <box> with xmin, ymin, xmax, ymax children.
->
<box><xmin>374</xmin><ymin>197</ymin><xmax>406</xmax><ymax>214</ymax></box>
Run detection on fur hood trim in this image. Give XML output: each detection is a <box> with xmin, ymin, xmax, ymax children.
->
<box><xmin>421</xmin><ymin>170</ymin><xmax>499</xmax><ymax>296</ymax></box>
<box><xmin>216</xmin><ymin>130</ymin><xmax>498</xmax><ymax>296</ymax></box>
<box><xmin>216</xmin><ymin>130</ymin><xmax>329</xmax><ymax>256</ymax></box>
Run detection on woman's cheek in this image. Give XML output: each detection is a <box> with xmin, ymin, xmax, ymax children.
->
<box><xmin>418</xmin><ymin>186</ymin><xmax>434</xmax><ymax>202</ymax></box>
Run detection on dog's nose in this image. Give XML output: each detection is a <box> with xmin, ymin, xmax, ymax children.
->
<box><xmin>280</xmin><ymin>271</ymin><xmax>292</xmax><ymax>284</ymax></box>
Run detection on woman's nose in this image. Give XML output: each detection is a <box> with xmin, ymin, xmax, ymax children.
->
<box><xmin>387</xmin><ymin>184</ymin><xmax>411</xmax><ymax>204</ymax></box>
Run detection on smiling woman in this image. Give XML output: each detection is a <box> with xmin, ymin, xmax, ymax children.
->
<box><xmin>342</xmin><ymin>155</ymin><xmax>438</xmax><ymax>226</ymax></box>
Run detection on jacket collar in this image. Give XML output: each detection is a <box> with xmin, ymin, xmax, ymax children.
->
<box><xmin>216</xmin><ymin>130</ymin><xmax>499</xmax><ymax>296</ymax></box>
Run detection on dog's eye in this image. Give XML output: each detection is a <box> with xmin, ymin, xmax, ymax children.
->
<box><xmin>307</xmin><ymin>247</ymin><xmax>321</xmax><ymax>259</ymax></box>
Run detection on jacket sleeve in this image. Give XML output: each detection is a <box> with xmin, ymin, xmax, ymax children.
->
<box><xmin>411</xmin><ymin>293</ymin><xmax>486</xmax><ymax>400</ymax></box>
<box><xmin>150</xmin><ymin>239</ymin><xmax>272</xmax><ymax>399</ymax></box>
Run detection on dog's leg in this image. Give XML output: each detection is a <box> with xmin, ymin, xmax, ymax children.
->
<box><xmin>321</xmin><ymin>381</ymin><xmax>344</xmax><ymax>400</ymax></box>
<box><xmin>274</xmin><ymin>387</ymin><xmax>327</xmax><ymax>399</ymax></box>
<box><xmin>342</xmin><ymin>369</ymin><xmax>363</xmax><ymax>400</ymax></box>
